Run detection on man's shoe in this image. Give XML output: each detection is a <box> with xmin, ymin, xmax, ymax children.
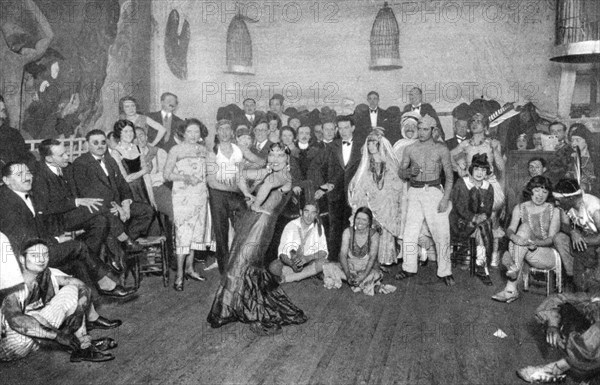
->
<box><xmin>123</xmin><ymin>239</ymin><xmax>144</xmax><ymax>253</ymax></box>
<box><xmin>491</xmin><ymin>289</ymin><xmax>519</xmax><ymax>303</ymax></box>
<box><xmin>70</xmin><ymin>346</ymin><xmax>115</xmax><ymax>363</ymax></box>
<box><xmin>92</xmin><ymin>337</ymin><xmax>118</xmax><ymax>351</ymax></box>
<box><xmin>98</xmin><ymin>285</ymin><xmax>137</xmax><ymax>298</ymax></box>
<box><xmin>440</xmin><ymin>275</ymin><xmax>456</xmax><ymax>286</ymax></box>
<box><xmin>86</xmin><ymin>316</ymin><xmax>122</xmax><ymax>330</ymax></box>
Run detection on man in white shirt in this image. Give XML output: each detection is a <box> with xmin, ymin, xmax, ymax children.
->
<box><xmin>147</xmin><ymin>92</ymin><xmax>183</xmax><ymax>152</ymax></box>
<box><xmin>269</xmin><ymin>185</ymin><xmax>328</xmax><ymax>283</ymax></box>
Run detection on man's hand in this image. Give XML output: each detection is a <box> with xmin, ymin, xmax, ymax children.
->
<box><xmin>315</xmin><ymin>184</ymin><xmax>334</xmax><ymax>200</ymax></box>
<box><xmin>571</xmin><ymin>230</ymin><xmax>587</xmax><ymax>252</ymax></box>
<box><xmin>546</xmin><ymin>326</ymin><xmax>563</xmax><ymax>349</ymax></box>
<box><xmin>75</xmin><ymin>198</ymin><xmax>103</xmax><ymax>213</ymax></box>
<box><xmin>292</xmin><ymin>186</ymin><xmax>302</xmax><ymax>195</ymax></box>
<box><xmin>409</xmin><ymin>163</ymin><xmax>422</xmax><ymax>176</ymax></box>
<box><xmin>437</xmin><ymin>198</ymin><xmax>449</xmax><ymax>213</ymax></box>
<box><xmin>110</xmin><ymin>202</ymin><xmax>128</xmax><ymax>222</ymax></box>
<box><xmin>56</xmin><ymin>330</ymin><xmax>80</xmax><ymax>351</ymax></box>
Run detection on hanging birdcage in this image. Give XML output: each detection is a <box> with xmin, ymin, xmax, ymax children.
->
<box><xmin>370</xmin><ymin>2</ymin><xmax>401</xmax><ymax>70</ymax></box>
<box><xmin>225</xmin><ymin>14</ymin><xmax>254</xmax><ymax>75</ymax></box>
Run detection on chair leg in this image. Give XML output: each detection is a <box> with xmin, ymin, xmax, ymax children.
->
<box><xmin>469</xmin><ymin>238</ymin><xmax>476</xmax><ymax>277</ymax></box>
<box><xmin>133</xmin><ymin>254</ymin><xmax>141</xmax><ymax>290</ymax></box>
<box><xmin>161</xmin><ymin>240</ymin><xmax>168</xmax><ymax>287</ymax></box>
<box><xmin>523</xmin><ymin>267</ymin><xmax>530</xmax><ymax>292</ymax></box>
<box><xmin>547</xmin><ymin>270</ymin><xmax>554</xmax><ymax>297</ymax></box>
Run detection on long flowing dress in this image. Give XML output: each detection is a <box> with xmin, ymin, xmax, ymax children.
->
<box><xmin>349</xmin><ymin>137</ymin><xmax>403</xmax><ymax>265</ymax></box>
<box><xmin>172</xmin><ymin>154</ymin><xmax>214</xmax><ymax>254</ymax></box>
<box><xmin>207</xmin><ymin>188</ymin><xmax>308</xmax><ymax>332</ymax></box>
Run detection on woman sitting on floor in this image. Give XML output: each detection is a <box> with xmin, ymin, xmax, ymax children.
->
<box><xmin>492</xmin><ymin>175</ymin><xmax>561</xmax><ymax>303</ymax></box>
<box><xmin>323</xmin><ymin>207</ymin><xmax>396</xmax><ymax>296</ymax></box>
<box><xmin>449</xmin><ymin>153</ymin><xmax>495</xmax><ymax>286</ymax></box>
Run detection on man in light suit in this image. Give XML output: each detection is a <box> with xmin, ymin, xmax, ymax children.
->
<box><xmin>314</xmin><ymin>115</ymin><xmax>362</xmax><ymax>261</ymax></box>
<box><xmin>147</xmin><ymin>92</ymin><xmax>183</xmax><ymax>152</ymax></box>
<box><xmin>402</xmin><ymin>87</ymin><xmax>444</xmax><ymax>140</ymax></box>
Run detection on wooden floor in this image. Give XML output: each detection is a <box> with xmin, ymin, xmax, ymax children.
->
<box><xmin>1</xmin><ymin>261</ymin><xmax>590</xmax><ymax>385</ymax></box>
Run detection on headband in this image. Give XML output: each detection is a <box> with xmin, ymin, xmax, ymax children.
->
<box><xmin>552</xmin><ymin>190</ymin><xmax>583</xmax><ymax>199</ymax></box>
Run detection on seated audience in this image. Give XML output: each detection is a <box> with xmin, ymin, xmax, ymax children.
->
<box><xmin>517</xmin><ymin>291</ymin><xmax>600</xmax><ymax>383</ymax></box>
<box><xmin>72</xmin><ymin>130</ymin><xmax>154</xmax><ymax>251</ymax></box>
<box><xmin>32</xmin><ymin>139</ymin><xmax>131</xmax><ymax>274</ymax></box>
<box><xmin>348</xmin><ymin>127</ymin><xmax>402</xmax><ymax>267</ymax></box>
<box><xmin>269</xmin><ymin>183</ymin><xmax>328</xmax><ymax>283</ymax></box>
<box><xmin>0</xmin><ymin>239</ymin><xmax>119</xmax><ymax>362</ymax></box>
<box><xmin>111</xmin><ymin>120</ymin><xmax>152</xmax><ymax>204</ymax></box>
<box><xmin>136</xmin><ymin>127</ymin><xmax>173</xmax><ymax>220</ymax></box>
<box><xmin>450</xmin><ymin>154</ymin><xmax>495</xmax><ymax>286</ymax></box>
<box><xmin>567</xmin><ymin>123</ymin><xmax>597</xmax><ymax>194</ymax></box>
<box><xmin>553</xmin><ymin>179</ymin><xmax>600</xmax><ymax>292</ymax></box>
<box><xmin>147</xmin><ymin>92</ymin><xmax>183</xmax><ymax>152</ymax></box>
<box><xmin>0</xmin><ymin>95</ymin><xmax>36</xmax><ymax>169</ymax></box>
<box><xmin>492</xmin><ymin>176</ymin><xmax>560</xmax><ymax>303</ymax></box>
<box><xmin>0</xmin><ymin>162</ymin><xmax>134</xmax><ymax>298</ymax></box>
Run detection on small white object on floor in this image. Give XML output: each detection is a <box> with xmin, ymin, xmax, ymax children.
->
<box><xmin>493</xmin><ymin>329</ymin><xmax>507</xmax><ymax>339</ymax></box>
<box><xmin>204</xmin><ymin>261</ymin><xmax>218</xmax><ymax>271</ymax></box>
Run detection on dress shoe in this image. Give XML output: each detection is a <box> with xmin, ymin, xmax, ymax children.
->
<box><xmin>86</xmin><ymin>316</ymin><xmax>122</xmax><ymax>331</ymax></box>
<box><xmin>70</xmin><ymin>346</ymin><xmax>114</xmax><ymax>363</ymax></box>
<box><xmin>439</xmin><ymin>275</ymin><xmax>456</xmax><ymax>286</ymax></box>
<box><xmin>185</xmin><ymin>271</ymin><xmax>206</xmax><ymax>282</ymax></box>
<box><xmin>122</xmin><ymin>239</ymin><xmax>144</xmax><ymax>253</ymax></box>
<box><xmin>98</xmin><ymin>285</ymin><xmax>137</xmax><ymax>298</ymax></box>
<box><xmin>92</xmin><ymin>337</ymin><xmax>118</xmax><ymax>351</ymax></box>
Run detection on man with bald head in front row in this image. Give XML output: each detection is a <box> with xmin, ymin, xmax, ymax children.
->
<box><xmin>396</xmin><ymin>114</ymin><xmax>455</xmax><ymax>286</ymax></box>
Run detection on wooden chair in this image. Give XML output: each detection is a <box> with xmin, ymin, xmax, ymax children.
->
<box><xmin>129</xmin><ymin>212</ymin><xmax>171</xmax><ymax>289</ymax></box>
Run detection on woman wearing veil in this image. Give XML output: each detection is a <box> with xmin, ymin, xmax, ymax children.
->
<box><xmin>207</xmin><ymin>142</ymin><xmax>308</xmax><ymax>335</ymax></box>
<box><xmin>348</xmin><ymin>127</ymin><xmax>403</xmax><ymax>267</ymax></box>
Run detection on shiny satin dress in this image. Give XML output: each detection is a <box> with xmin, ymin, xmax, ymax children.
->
<box><xmin>207</xmin><ymin>188</ymin><xmax>308</xmax><ymax>332</ymax></box>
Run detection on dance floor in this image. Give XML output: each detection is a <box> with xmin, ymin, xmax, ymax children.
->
<box><xmin>2</xmin><ymin>262</ymin><xmax>583</xmax><ymax>385</ymax></box>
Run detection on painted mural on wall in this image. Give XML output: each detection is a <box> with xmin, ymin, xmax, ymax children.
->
<box><xmin>165</xmin><ymin>9</ymin><xmax>190</xmax><ymax>81</ymax></box>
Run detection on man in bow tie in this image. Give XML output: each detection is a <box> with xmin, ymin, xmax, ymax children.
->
<box><xmin>446</xmin><ymin>103</ymin><xmax>473</xmax><ymax>151</ymax></box>
<box><xmin>402</xmin><ymin>87</ymin><xmax>443</xmax><ymax>140</ymax></box>
<box><xmin>355</xmin><ymin>91</ymin><xmax>389</xmax><ymax>145</ymax></box>
<box><xmin>147</xmin><ymin>92</ymin><xmax>183</xmax><ymax>152</ymax></box>
<box><xmin>314</xmin><ymin>115</ymin><xmax>362</xmax><ymax>260</ymax></box>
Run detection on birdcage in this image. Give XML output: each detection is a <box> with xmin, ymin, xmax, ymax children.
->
<box><xmin>225</xmin><ymin>14</ymin><xmax>254</xmax><ymax>75</ymax></box>
<box><xmin>551</xmin><ymin>0</ymin><xmax>600</xmax><ymax>63</ymax></box>
<box><xmin>370</xmin><ymin>2</ymin><xmax>401</xmax><ymax>70</ymax></box>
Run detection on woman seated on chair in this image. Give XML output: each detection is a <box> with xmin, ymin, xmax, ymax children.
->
<box><xmin>492</xmin><ymin>175</ymin><xmax>561</xmax><ymax>303</ymax></box>
<box><xmin>449</xmin><ymin>153</ymin><xmax>495</xmax><ymax>286</ymax></box>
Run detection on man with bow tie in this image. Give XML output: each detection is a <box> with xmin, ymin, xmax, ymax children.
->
<box><xmin>355</xmin><ymin>91</ymin><xmax>389</xmax><ymax>145</ymax></box>
<box><xmin>446</xmin><ymin>103</ymin><xmax>473</xmax><ymax>151</ymax></box>
<box><xmin>147</xmin><ymin>92</ymin><xmax>183</xmax><ymax>152</ymax></box>
<box><xmin>402</xmin><ymin>87</ymin><xmax>443</xmax><ymax>140</ymax></box>
<box><xmin>234</xmin><ymin>98</ymin><xmax>265</xmax><ymax>130</ymax></box>
<box><xmin>314</xmin><ymin>116</ymin><xmax>362</xmax><ymax>261</ymax></box>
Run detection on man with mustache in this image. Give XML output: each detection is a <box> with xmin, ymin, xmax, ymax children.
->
<box><xmin>147</xmin><ymin>92</ymin><xmax>183</xmax><ymax>152</ymax></box>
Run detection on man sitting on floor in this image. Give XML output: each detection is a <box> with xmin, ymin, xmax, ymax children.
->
<box><xmin>0</xmin><ymin>239</ymin><xmax>120</xmax><ymax>362</ymax></box>
<box><xmin>269</xmin><ymin>183</ymin><xmax>328</xmax><ymax>283</ymax></box>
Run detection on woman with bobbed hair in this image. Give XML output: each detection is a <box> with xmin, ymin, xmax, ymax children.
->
<box><xmin>164</xmin><ymin>118</ymin><xmax>213</xmax><ymax>291</ymax></box>
<box><xmin>119</xmin><ymin>96</ymin><xmax>166</xmax><ymax>147</ymax></box>
<box><xmin>492</xmin><ymin>175</ymin><xmax>561</xmax><ymax>303</ymax></box>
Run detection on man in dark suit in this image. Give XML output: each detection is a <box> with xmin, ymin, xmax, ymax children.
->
<box><xmin>71</xmin><ymin>130</ymin><xmax>154</xmax><ymax>248</ymax></box>
<box><xmin>250</xmin><ymin>117</ymin><xmax>273</xmax><ymax>160</ymax></box>
<box><xmin>233</xmin><ymin>98</ymin><xmax>264</xmax><ymax>130</ymax></box>
<box><xmin>402</xmin><ymin>87</ymin><xmax>444</xmax><ymax>140</ymax></box>
<box><xmin>445</xmin><ymin>103</ymin><xmax>473</xmax><ymax>151</ymax></box>
<box><xmin>32</xmin><ymin>139</ymin><xmax>132</xmax><ymax>273</ymax></box>
<box><xmin>0</xmin><ymin>162</ymin><xmax>135</xmax><ymax>298</ymax></box>
<box><xmin>314</xmin><ymin>115</ymin><xmax>362</xmax><ymax>261</ymax></box>
<box><xmin>146</xmin><ymin>92</ymin><xmax>182</xmax><ymax>152</ymax></box>
<box><xmin>354</xmin><ymin>91</ymin><xmax>389</xmax><ymax>145</ymax></box>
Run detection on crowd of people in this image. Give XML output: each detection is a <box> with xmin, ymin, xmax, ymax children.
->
<box><xmin>1</xmin><ymin>89</ymin><xmax>600</xmax><ymax>383</ymax></box>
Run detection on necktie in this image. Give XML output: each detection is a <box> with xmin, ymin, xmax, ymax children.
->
<box><xmin>25</xmin><ymin>194</ymin><xmax>30</xmax><ymax>200</ymax></box>
<box><xmin>370</xmin><ymin>109</ymin><xmax>377</xmax><ymax>114</ymax></box>
<box><xmin>57</xmin><ymin>167</ymin><xmax>63</xmax><ymax>177</ymax></box>
<box><xmin>343</xmin><ymin>141</ymin><xmax>351</xmax><ymax>146</ymax></box>
<box><xmin>412</xmin><ymin>106</ymin><xmax>419</xmax><ymax>111</ymax></box>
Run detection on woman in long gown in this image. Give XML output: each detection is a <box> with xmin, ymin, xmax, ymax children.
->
<box><xmin>207</xmin><ymin>143</ymin><xmax>308</xmax><ymax>335</ymax></box>
<box><xmin>164</xmin><ymin>118</ymin><xmax>214</xmax><ymax>291</ymax></box>
<box><xmin>348</xmin><ymin>127</ymin><xmax>403</xmax><ymax>266</ymax></box>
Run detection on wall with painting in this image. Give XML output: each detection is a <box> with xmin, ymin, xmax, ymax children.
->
<box><xmin>150</xmin><ymin>0</ymin><xmax>561</xmax><ymax>138</ymax></box>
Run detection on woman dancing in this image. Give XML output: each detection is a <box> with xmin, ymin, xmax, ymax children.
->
<box><xmin>207</xmin><ymin>143</ymin><xmax>308</xmax><ymax>335</ymax></box>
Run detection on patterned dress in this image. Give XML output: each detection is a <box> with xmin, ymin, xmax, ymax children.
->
<box><xmin>172</xmin><ymin>153</ymin><xmax>214</xmax><ymax>254</ymax></box>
